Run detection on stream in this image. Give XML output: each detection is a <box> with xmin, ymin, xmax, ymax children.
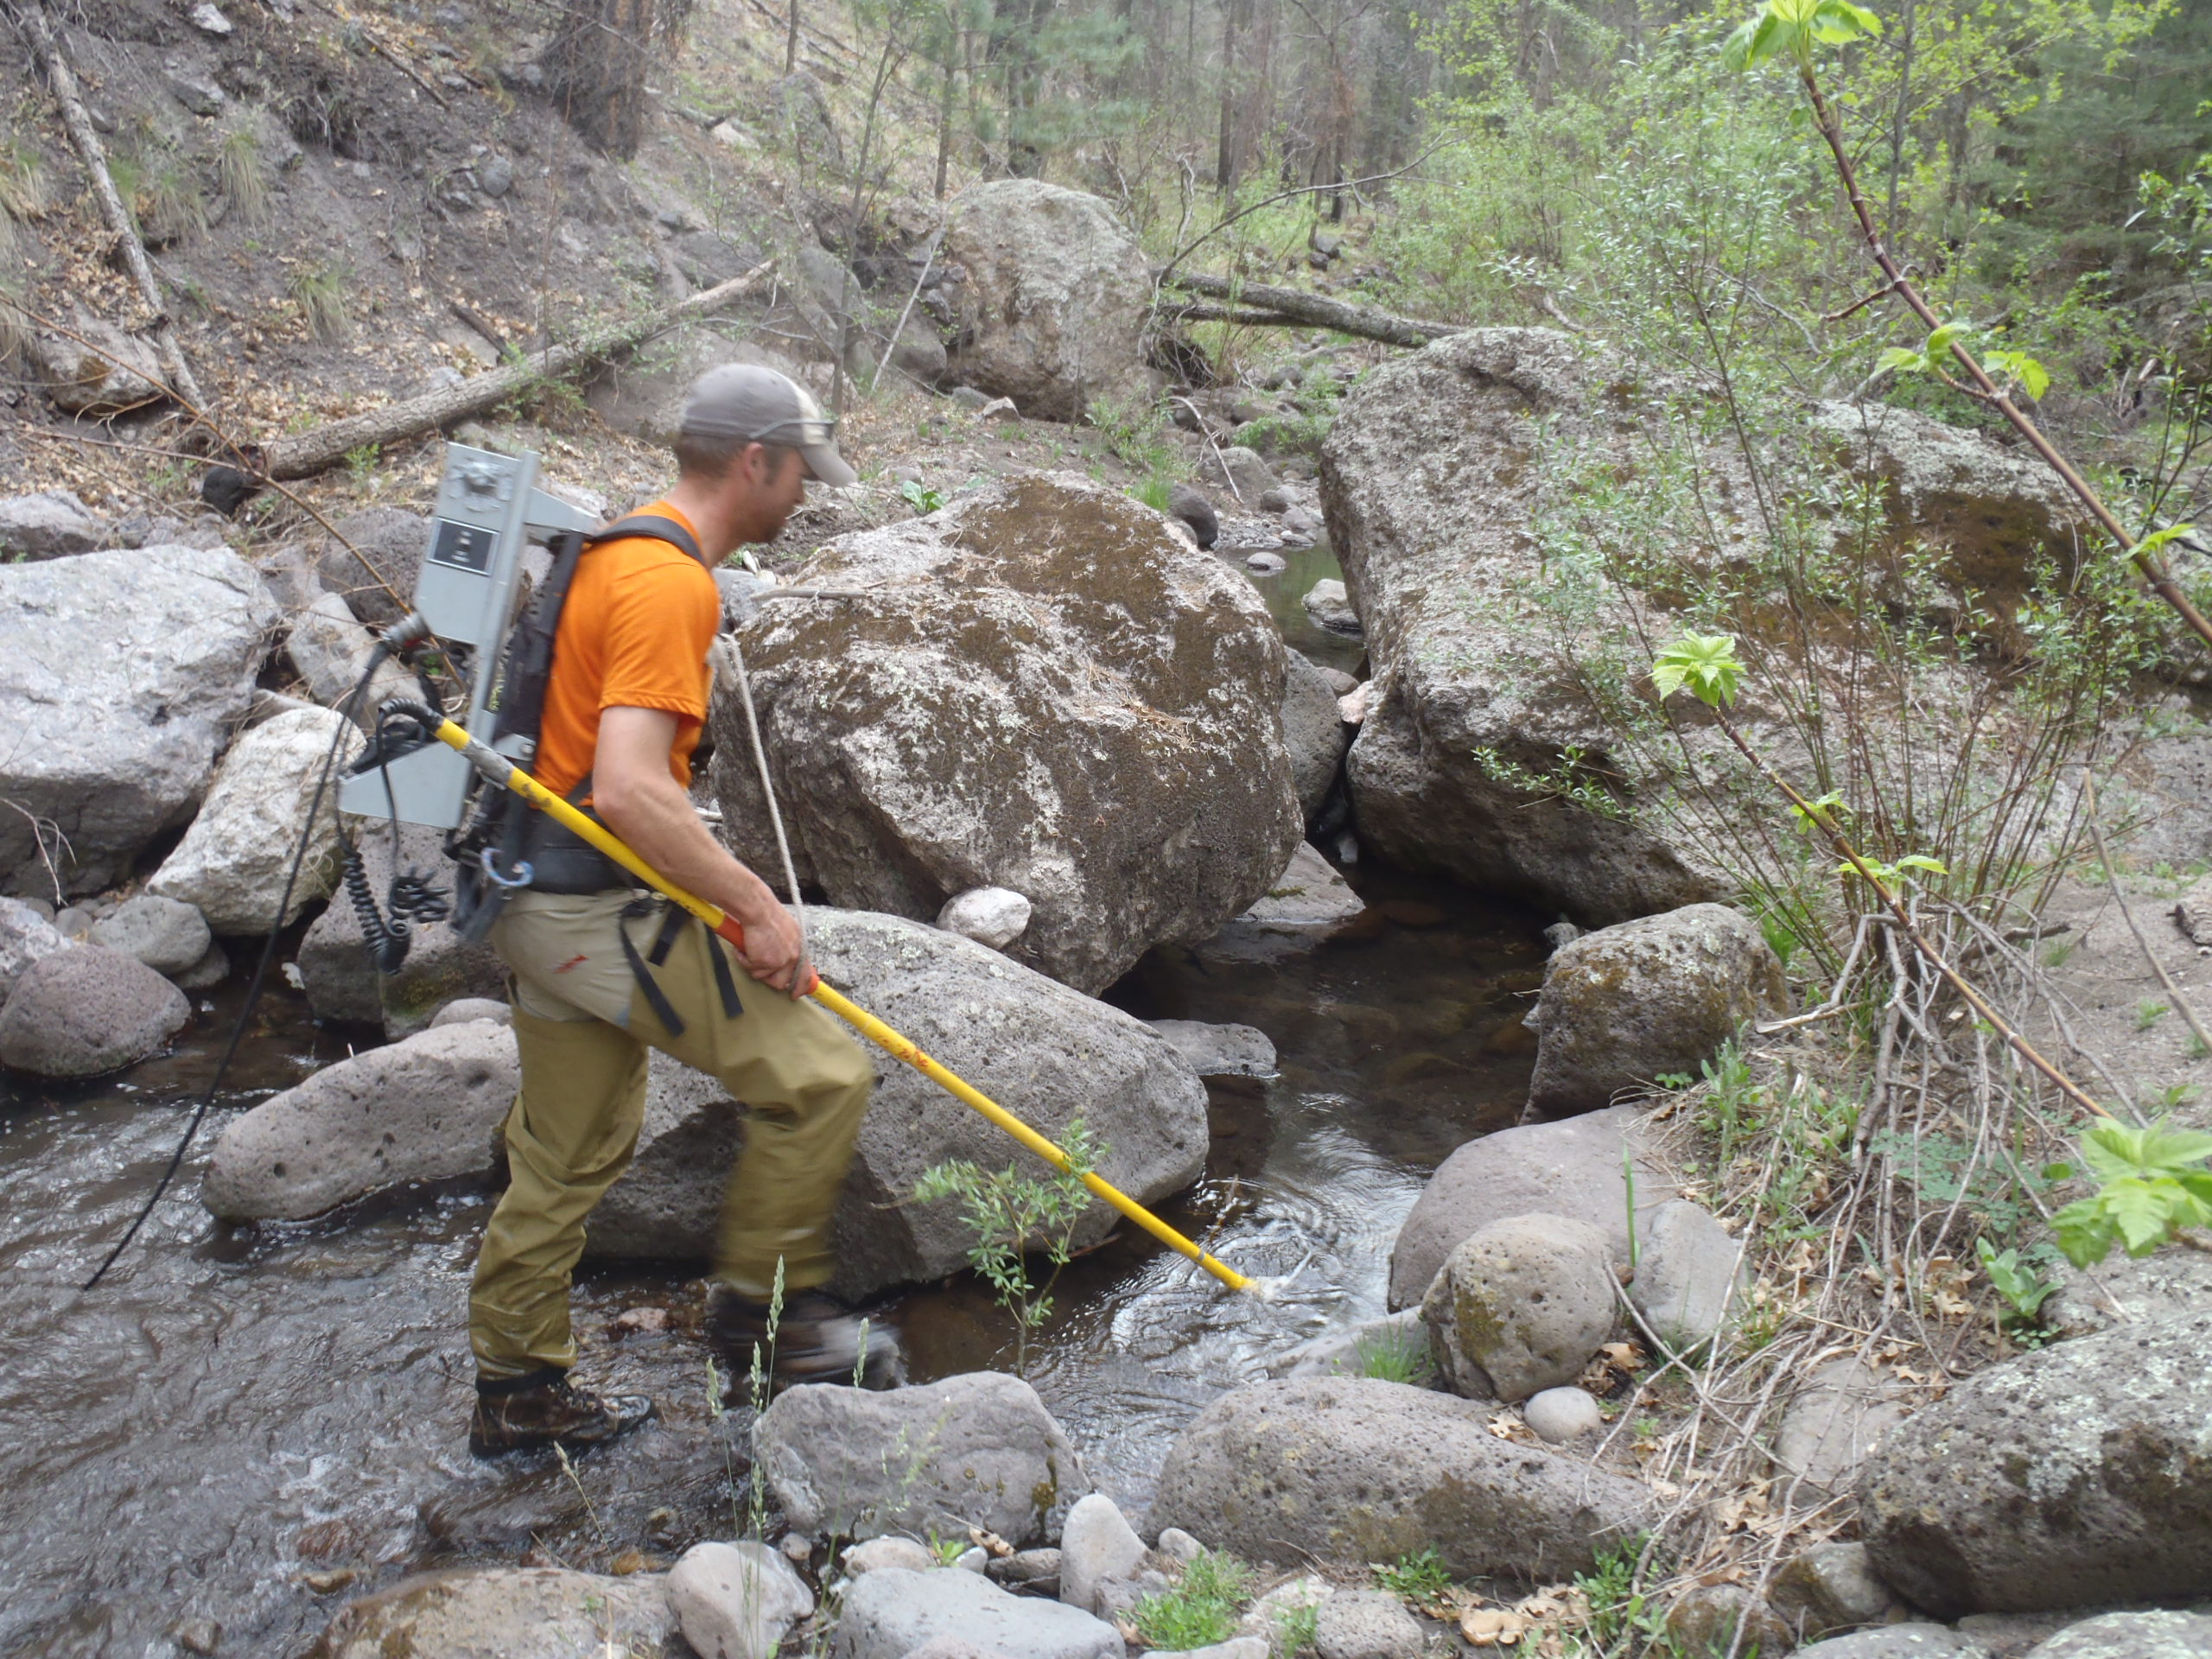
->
<box><xmin>0</xmin><ymin>542</ymin><xmax>1545</xmax><ymax>1659</ymax></box>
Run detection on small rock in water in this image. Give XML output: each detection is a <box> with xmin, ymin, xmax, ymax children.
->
<box><xmin>668</xmin><ymin>1540</ymin><xmax>814</xmax><ymax>1659</ymax></box>
<box><xmin>847</xmin><ymin>1536</ymin><xmax>937</xmax><ymax>1575</ymax></box>
<box><xmin>175</xmin><ymin>940</ymin><xmax>230</xmax><ymax>990</ymax></box>
<box><xmin>1147</xmin><ymin>1019</ymin><xmax>1276</xmax><ymax>1079</ymax></box>
<box><xmin>172</xmin><ymin>1618</ymin><xmax>222</xmax><ymax>1656</ymax></box>
<box><xmin>937</xmin><ymin>887</ymin><xmax>1033</xmax><ymax>950</ymax></box>
<box><xmin>1316</xmin><ymin>1588</ymin><xmax>1425</xmax><ymax>1659</ymax></box>
<box><xmin>779</xmin><ymin>1534</ymin><xmax>813</xmax><ymax>1564</ymax></box>
<box><xmin>1058</xmin><ymin>1492</ymin><xmax>1145</xmax><ymax>1615</ymax></box>
<box><xmin>0</xmin><ymin>946</ymin><xmax>188</xmax><ymax>1077</ymax></box>
<box><xmin>1244</xmin><ymin>551</ymin><xmax>1287</xmax><ymax>575</ymax></box>
<box><xmin>90</xmin><ymin>894</ymin><xmax>211</xmax><ymax>979</ymax></box>
<box><xmin>1303</xmin><ymin>577</ymin><xmax>1361</xmax><ymax>634</ymax></box>
<box><xmin>1522</xmin><ymin>1386</ymin><xmax>1603</xmax><ymax>1442</ymax></box>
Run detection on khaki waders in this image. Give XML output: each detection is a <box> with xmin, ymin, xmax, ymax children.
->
<box><xmin>469</xmin><ymin>889</ymin><xmax>874</xmax><ymax>1382</ymax></box>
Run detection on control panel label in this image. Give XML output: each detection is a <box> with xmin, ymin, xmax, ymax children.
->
<box><xmin>429</xmin><ymin>518</ymin><xmax>498</xmax><ymax>575</ymax></box>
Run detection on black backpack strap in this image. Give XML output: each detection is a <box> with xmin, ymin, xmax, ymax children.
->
<box><xmin>587</xmin><ymin>513</ymin><xmax>704</xmax><ymax>565</ymax></box>
<box><xmin>490</xmin><ymin>528</ymin><xmax>589</xmax><ymax>749</ymax></box>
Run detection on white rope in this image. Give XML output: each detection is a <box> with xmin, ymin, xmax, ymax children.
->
<box><xmin>721</xmin><ymin>630</ymin><xmax>812</xmax><ymax>997</ymax></box>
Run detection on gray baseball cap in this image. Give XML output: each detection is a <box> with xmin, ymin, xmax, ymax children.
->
<box><xmin>677</xmin><ymin>363</ymin><xmax>857</xmax><ymax>487</ymax></box>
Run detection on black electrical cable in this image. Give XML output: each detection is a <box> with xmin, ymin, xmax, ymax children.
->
<box><xmin>80</xmin><ymin>650</ymin><xmax>394</xmax><ymax>1291</ymax></box>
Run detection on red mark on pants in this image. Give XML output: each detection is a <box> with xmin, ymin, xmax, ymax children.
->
<box><xmin>553</xmin><ymin>954</ymin><xmax>588</xmax><ymax>975</ymax></box>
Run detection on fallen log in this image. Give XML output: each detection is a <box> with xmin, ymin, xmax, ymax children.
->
<box><xmin>1157</xmin><ymin>302</ymin><xmax>1321</xmax><ymax>331</ymax></box>
<box><xmin>9</xmin><ymin>0</ymin><xmax>207</xmax><ymax>410</ymax></box>
<box><xmin>251</xmin><ymin>260</ymin><xmax>774</xmax><ymax>480</ymax></box>
<box><xmin>1154</xmin><ymin>269</ymin><xmax>1460</xmax><ymax>351</ymax></box>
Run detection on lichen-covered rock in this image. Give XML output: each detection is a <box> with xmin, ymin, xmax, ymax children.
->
<box><xmin>147</xmin><ymin>707</ymin><xmax>359</xmax><ymax>933</ymax></box>
<box><xmin>756</xmin><ymin>1372</ymin><xmax>1090</xmax><ymax>1546</ymax></box>
<box><xmin>1792</xmin><ymin>1628</ymin><xmax>1989</xmax><ymax>1659</ymax></box>
<box><xmin>938</xmin><ymin>181</ymin><xmax>1151</xmax><ymax>422</ymax></box>
<box><xmin>1389</xmin><ymin>1105</ymin><xmax>1677</xmax><ymax>1310</ymax></box>
<box><xmin>710</xmin><ymin>474</ymin><xmax>1301</xmax><ymax>994</ymax></box>
<box><xmin>0</xmin><ymin>945</ymin><xmax>188</xmax><ymax>1077</ymax></box>
<box><xmin>1420</xmin><ymin>1213</ymin><xmax>1618</xmax><ymax>1402</ymax></box>
<box><xmin>1282</xmin><ymin>648</ymin><xmax>1350</xmax><ymax>821</ymax></box>
<box><xmin>1770</xmin><ymin>1543</ymin><xmax>1904</xmax><ymax>1642</ymax></box>
<box><xmin>0</xmin><ymin>545</ymin><xmax>276</xmax><ymax>895</ymax></box>
<box><xmin>1860</xmin><ymin>1311</ymin><xmax>2212</xmax><ymax>1614</ymax></box>
<box><xmin>1526</xmin><ymin>904</ymin><xmax>1787</xmax><ymax>1116</ymax></box>
<box><xmin>1149</xmin><ymin>1376</ymin><xmax>1654</xmax><ymax>1580</ymax></box>
<box><xmin>308</xmin><ymin>1567</ymin><xmax>674</xmax><ymax>1658</ymax></box>
<box><xmin>585</xmin><ymin>908</ymin><xmax>1209</xmax><ymax>1300</ymax></box>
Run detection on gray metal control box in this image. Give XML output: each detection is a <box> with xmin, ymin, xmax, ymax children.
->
<box><xmin>335</xmin><ymin>442</ymin><xmax>600</xmax><ymax>829</ymax></box>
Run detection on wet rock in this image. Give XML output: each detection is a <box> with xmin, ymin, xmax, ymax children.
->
<box><xmin>938</xmin><ymin>180</ymin><xmax>1152</xmax><ymax>422</ymax></box>
<box><xmin>311</xmin><ymin>508</ymin><xmax>429</xmax><ymax>627</ymax></box>
<box><xmin>938</xmin><ymin>887</ymin><xmax>1033</xmax><ymax>950</ymax></box>
<box><xmin>294</xmin><ymin>821</ymin><xmax>504</xmax><ymax>1035</ymax></box>
<box><xmin>30</xmin><ymin>307</ymin><xmax>167</xmax><ymax>413</ymax></box>
<box><xmin>200</xmin><ymin>1020</ymin><xmax>520</xmax><ymax>1220</ymax></box>
<box><xmin>1388</xmin><ymin>1104</ymin><xmax>1677</xmax><ymax>1309</ymax></box>
<box><xmin>833</xmin><ymin>1567</ymin><xmax>1121</xmax><ymax>1659</ymax></box>
<box><xmin>90</xmin><ymin>894</ymin><xmax>212</xmax><ymax>979</ymax></box>
<box><xmin>1770</xmin><ymin>1543</ymin><xmax>1904</xmax><ymax>1641</ymax></box>
<box><xmin>668</xmin><ymin>1541</ymin><xmax>814</xmax><ymax>1659</ymax></box>
<box><xmin>1059</xmin><ymin>1493</ymin><xmax>1145</xmax><ymax>1615</ymax></box>
<box><xmin>310</xmin><ymin>1566</ymin><xmax>674</xmax><ymax>1657</ymax></box>
<box><xmin>2024</xmin><ymin>1612</ymin><xmax>2212</xmax><ymax>1659</ymax></box>
<box><xmin>0</xmin><ymin>490</ymin><xmax>104</xmax><ymax>560</ymax></box>
<box><xmin>1628</xmin><ymin>1198</ymin><xmax>1745</xmax><ymax>1354</ymax></box>
<box><xmin>1522</xmin><ymin>1386</ymin><xmax>1604</xmax><ymax>1442</ymax></box>
<box><xmin>1792</xmin><ymin>1629</ymin><xmax>1990</xmax><ymax>1659</ymax></box>
<box><xmin>1773</xmin><ymin>1357</ymin><xmax>1910</xmax><ymax>1503</ymax></box>
<box><xmin>1147</xmin><ymin>1019</ymin><xmax>1276</xmax><ymax>1078</ymax></box>
<box><xmin>1526</xmin><ymin>904</ymin><xmax>1787</xmax><ymax>1116</ymax></box>
<box><xmin>586</xmin><ymin>909</ymin><xmax>1208</xmax><ymax>1298</ymax></box>
<box><xmin>1198</xmin><ymin>842</ymin><xmax>1367</xmax><ymax>963</ymax></box>
<box><xmin>1282</xmin><ymin>649</ymin><xmax>1351</xmax><ymax>821</ymax></box>
<box><xmin>0</xmin><ymin>945</ymin><xmax>188</xmax><ymax>1077</ymax></box>
<box><xmin>147</xmin><ymin>708</ymin><xmax>359</xmax><ymax>933</ymax></box>
<box><xmin>1861</xmin><ymin>1311</ymin><xmax>2212</xmax><ymax>1614</ymax></box>
<box><xmin>429</xmin><ymin>997</ymin><xmax>510</xmax><ymax>1027</ymax></box>
<box><xmin>756</xmin><ymin>1371</ymin><xmax>1090</xmax><ymax>1547</ymax></box>
<box><xmin>0</xmin><ymin>898</ymin><xmax>73</xmax><ymax>1000</ymax></box>
<box><xmin>1245</xmin><ymin>552</ymin><xmax>1287</xmax><ymax>575</ymax></box>
<box><xmin>711</xmin><ymin>474</ymin><xmax>1300</xmax><ymax>995</ymax></box>
<box><xmin>1149</xmin><ymin>1376</ymin><xmax>1654</xmax><ymax>1580</ymax></box>
<box><xmin>1316</xmin><ymin>1589</ymin><xmax>1423</xmax><ymax>1659</ymax></box>
<box><xmin>1667</xmin><ymin>1586</ymin><xmax>1796</xmax><ymax>1658</ymax></box>
<box><xmin>0</xmin><ymin>545</ymin><xmax>276</xmax><ymax>895</ymax></box>
<box><xmin>847</xmin><ymin>1536</ymin><xmax>938</xmax><ymax>1575</ymax></box>
<box><xmin>1302</xmin><ymin>578</ymin><xmax>1361</xmax><ymax>634</ymax></box>
<box><xmin>1420</xmin><ymin>1212</ymin><xmax>1618</xmax><ymax>1402</ymax></box>
<box><xmin>1167</xmin><ymin>483</ymin><xmax>1219</xmax><ymax>549</ymax></box>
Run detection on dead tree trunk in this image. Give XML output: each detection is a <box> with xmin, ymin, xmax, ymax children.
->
<box><xmin>8</xmin><ymin>0</ymin><xmax>207</xmax><ymax>411</ymax></box>
<box><xmin>1155</xmin><ymin>270</ymin><xmax>1460</xmax><ymax>349</ymax></box>
<box><xmin>252</xmin><ymin>261</ymin><xmax>773</xmax><ymax>480</ymax></box>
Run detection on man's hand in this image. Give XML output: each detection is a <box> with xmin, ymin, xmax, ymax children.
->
<box><xmin>593</xmin><ymin>705</ymin><xmax>807</xmax><ymax>992</ymax></box>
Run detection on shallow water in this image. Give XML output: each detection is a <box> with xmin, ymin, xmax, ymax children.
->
<box><xmin>0</xmin><ymin>536</ymin><xmax>1541</xmax><ymax>1656</ymax></box>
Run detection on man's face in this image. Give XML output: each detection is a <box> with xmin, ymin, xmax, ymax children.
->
<box><xmin>732</xmin><ymin>444</ymin><xmax>808</xmax><ymax>546</ymax></box>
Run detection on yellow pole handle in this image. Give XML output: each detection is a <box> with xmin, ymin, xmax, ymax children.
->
<box><xmin>428</xmin><ymin>718</ymin><xmax>1254</xmax><ymax>1294</ymax></box>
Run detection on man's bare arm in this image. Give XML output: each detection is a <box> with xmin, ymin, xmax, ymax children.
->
<box><xmin>590</xmin><ymin>705</ymin><xmax>804</xmax><ymax>989</ymax></box>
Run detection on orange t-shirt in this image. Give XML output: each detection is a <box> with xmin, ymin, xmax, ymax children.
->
<box><xmin>533</xmin><ymin>501</ymin><xmax>718</xmax><ymax>801</ymax></box>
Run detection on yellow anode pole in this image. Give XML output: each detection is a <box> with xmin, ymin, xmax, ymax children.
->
<box><xmin>425</xmin><ymin>716</ymin><xmax>1255</xmax><ymax>1294</ymax></box>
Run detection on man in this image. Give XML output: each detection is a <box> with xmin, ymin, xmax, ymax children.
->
<box><xmin>467</xmin><ymin>364</ymin><xmax>897</xmax><ymax>1457</ymax></box>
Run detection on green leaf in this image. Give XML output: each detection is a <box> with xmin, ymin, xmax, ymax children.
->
<box><xmin>2106</xmin><ymin>1177</ymin><xmax>2180</xmax><ymax>1255</ymax></box>
<box><xmin>1789</xmin><ymin>788</ymin><xmax>1847</xmax><ymax>834</ymax></box>
<box><xmin>1876</xmin><ymin>345</ymin><xmax>1926</xmax><ymax>376</ymax></box>
<box><xmin>2052</xmin><ymin>1195</ymin><xmax>2119</xmax><ymax>1268</ymax></box>
<box><xmin>1924</xmin><ymin>321</ymin><xmax>1974</xmax><ymax>357</ymax></box>
<box><xmin>1652</xmin><ymin>633</ymin><xmax>1745</xmax><ymax>708</ymax></box>
<box><xmin>1985</xmin><ymin>350</ymin><xmax>2053</xmax><ymax>402</ymax></box>
<box><xmin>2136</xmin><ymin>523</ymin><xmax>2197</xmax><ymax>557</ymax></box>
<box><xmin>1894</xmin><ymin>855</ymin><xmax>1949</xmax><ymax>875</ymax></box>
<box><xmin>1721</xmin><ymin>16</ymin><xmax>1762</xmax><ymax>71</ymax></box>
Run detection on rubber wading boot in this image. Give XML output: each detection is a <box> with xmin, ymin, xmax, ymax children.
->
<box><xmin>706</xmin><ymin>1287</ymin><xmax>905</xmax><ymax>1393</ymax></box>
<box><xmin>469</xmin><ymin>1368</ymin><xmax>657</xmax><ymax>1457</ymax></box>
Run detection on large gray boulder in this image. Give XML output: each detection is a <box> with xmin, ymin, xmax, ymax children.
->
<box><xmin>1860</xmin><ymin>1310</ymin><xmax>2212</xmax><ymax>1614</ymax></box>
<box><xmin>1150</xmin><ymin>1376</ymin><xmax>1654</xmax><ymax>1580</ymax></box>
<box><xmin>1526</xmin><ymin>904</ymin><xmax>1787</xmax><ymax>1116</ymax></box>
<box><xmin>146</xmin><ymin>706</ymin><xmax>358</xmax><ymax>933</ymax></box>
<box><xmin>1419</xmin><ymin>1212</ymin><xmax>1618</xmax><ymax>1402</ymax></box>
<box><xmin>0</xmin><ymin>490</ymin><xmax>105</xmax><ymax>560</ymax></box>
<box><xmin>294</xmin><ymin>821</ymin><xmax>505</xmax><ymax>1034</ymax></box>
<box><xmin>0</xmin><ymin>545</ymin><xmax>276</xmax><ymax>895</ymax></box>
<box><xmin>1388</xmin><ymin>1104</ymin><xmax>1677</xmax><ymax>1309</ymax></box>
<box><xmin>756</xmin><ymin>1372</ymin><xmax>1090</xmax><ymax>1546</ymax></box>
<box><xmin>1322</xmin><ymin>329</ymin><xmax>2092</xmax><ymax>925</ymax></box>
<box><xmin>1281</xmin><ymin>649</ymin><xmax>1350</xmax><ymax>821</ymax></box>
<box><xmin>89</xmin><ymin>894</ymin><xmax>213</xmax><ymax>978</ymax></box>
<box><xmin>310</xmin><ymin>1567</ymin><xmax>674</xmax><ymax>1659</ymax></box>
<box><xmin>938</xmin><ymin>180</ymin><xmax>1151</xmax><ymax>422</ymax></box>
<box><xmin>200</xmin><ymin>1020</ymin><xmax>521</xmax><ymax>1219</ymax></box>
<box><xmin>588</xmin><ymin>907</ymin><xmax>1210</xmax><ymax>1298</ymax></box>
<box><xmin>711</xmin><ymin>474</ymin><xmax>1301</xmax><ymax>995</ymax></box>
<box><xmin>831</xmin><ymin>1567</ymin><xmax>1123</xmax><ymax>1659</ymax></box>
<box><xmin>0</xmin><ymin>898</ymin><xmax>73</xmax><ymax>999</ymax></box>
<box><xmin>0</xmin><ymin>945</ymin><xmax>189</xmax><ymax>1077</ymax></box>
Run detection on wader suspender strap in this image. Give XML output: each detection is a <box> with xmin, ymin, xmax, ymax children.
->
<box><xmin>616</xmin><ymin>898</ymin><xmax>746</xmax><ymax>1036</ymax></box>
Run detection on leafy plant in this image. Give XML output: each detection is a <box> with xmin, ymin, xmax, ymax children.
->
<box><xmin>1975</xmin><ymin>1237</ymin><xmax>2058</xmax><ymax>1332</ymax></box>
<box><xmin>2051</xmin><ymin>1119</ymin><xmax>2212</xmax><ymax>1267</ymax></box>
<box><xmin>1649</xmin><ymin>632</ymin><xmax>1745</xmax><ymax>709</ymax></box>
<box><xmin>898</xmin><ymin>477</ymin><xmax>944</xmax><ymax>514</ymax></box>
<box><xmin>1131</xmin><ymin>470</ymin><xmax>1175</xmax><ymax>513</ymax></box>
<box><xmin>1372</xmin><ymin>1546</ymin><xmax>1452</xmax><ymax>1605</ymax></box>
<box><xmin>2135</xmin><ymin>999</ymin><xmax>2171</xmax><ymax>1032</ymax></box>
<box><xmin>1132</xmin><ymin>1550</ymin><xmax>1252</xmax><ymax>1649</ymax></box>
<box><xmin>1349</xmin><ymin>1324</ymin><xmax>1428</xmax><ymax>1383</ymax></box>
<box><xmin>912</xmin><ymin>1118</ymin><xmax>1103</xmax><ymax>1375</ymax></box>
<box><xmin>1274</xmin><ymin>1601</ymin><xmax>1320</xmax><ymax>1657</ymax></box>
<box><xmin>344</xmin><ymin>442</ymin><xmax>380</xmax><ymax>485</ymax></box>
<box><xmin>1722</xmin><ymin>0</ymin><xmax>1882</xmax><ymax>76</ymax></box>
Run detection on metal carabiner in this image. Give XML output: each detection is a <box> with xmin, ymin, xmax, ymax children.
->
<box><xmin>479</xmin><ymin>848</ymin><xmax>536</xmax><ymax>890</ymax></box>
